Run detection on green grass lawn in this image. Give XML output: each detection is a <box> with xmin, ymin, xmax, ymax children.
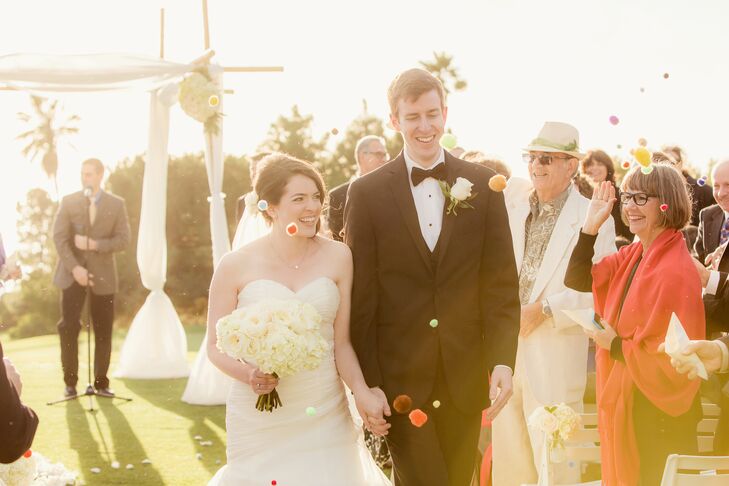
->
<box><xmin>3</xmin><ymin>326</ymin><xmax>226</xmax><ymax>485</ymax></box>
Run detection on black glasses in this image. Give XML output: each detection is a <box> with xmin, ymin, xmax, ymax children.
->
<box><xmin>522</xmin><ymin>153</ymin><xmax>573</xmax><ymax>165</ymax></box>
<box><xmin>620</xmin><ymin>192</ymin><xmax>657</xmax><ymax>206</ymax></box>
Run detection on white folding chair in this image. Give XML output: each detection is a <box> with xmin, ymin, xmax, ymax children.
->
<box><xmin>660</xmin><ymin>454</ymin><xmax>729</xmax><ymax>485</ymax></box>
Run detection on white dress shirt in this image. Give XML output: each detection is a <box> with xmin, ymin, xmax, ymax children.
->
<box><xmin>404</xmin><ymin>149</ymin><xmax>446</xmax><ymax>252</ymax></box>
<box><xmin>705</xmin><ymin>210</ymin><xmax>729</xmax><ymax>296</ymax></box>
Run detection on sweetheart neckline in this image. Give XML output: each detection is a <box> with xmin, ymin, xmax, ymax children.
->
<box><xmin>238</xmin><ymin>276</ymin><xmax>337</xmax><ymax>296</ymax></box>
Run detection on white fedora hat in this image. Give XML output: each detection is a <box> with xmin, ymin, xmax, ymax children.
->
<box><xmin>523</xmin><ymin>121</ymin><xmax>584</xmax><ymax>158</ymax></box>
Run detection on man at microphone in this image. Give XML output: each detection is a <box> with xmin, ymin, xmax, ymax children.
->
<box><xmin>52</xmin><ymin>158</ymin><xmax>130</xmax><ymax>398</ymax></box>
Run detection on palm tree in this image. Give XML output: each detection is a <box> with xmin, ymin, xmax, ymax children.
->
<box><xmin>16</xmin><ymin>95</ymin><xmax>80</xmax><ymax>198</ymax></box>
<box><xmin>419</xmin><ymin>51</ymin><xmax>468</xmax><ymax>95</ymax></box>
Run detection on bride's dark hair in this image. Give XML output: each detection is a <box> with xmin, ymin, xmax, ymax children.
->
<box><xmin>254</xmin><ymin>153</ymin><xmax>327</xmax><ymax>232</ymax></box>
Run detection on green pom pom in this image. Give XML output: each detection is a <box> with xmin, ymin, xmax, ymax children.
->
<box><xmin>439</xmin><ymin>133</ymin><xmax>457</xmax><ymax>150</ymax></box>
<box><xmin>640</xmin><ymin>165</ymin><xmax>654</xmax><ymax>175</ymax></box>
<box><xmin>305</xmin><ymin>406</ymin><xmax>317</xmax><ymax>416</ymax></box>
<box><xmin>429</xmin><ymin>319</ymin><xmax>439</xmax><ymax>328</ymax></box>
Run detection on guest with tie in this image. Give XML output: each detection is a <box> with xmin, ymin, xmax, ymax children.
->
<box><xmin>52</xmin><ymin>158</ymin><xmax>130</xmax><ymax>398</ymax></box>
<box><xmin>326</xmin><ymin>136</ymin><xmax>388</xmax><ymax>242</ymax></box>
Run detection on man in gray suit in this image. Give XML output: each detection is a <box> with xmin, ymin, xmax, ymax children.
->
<box><xmin>53</xmin><ymin>158</ymin><xmax>130</xmax><ymax>398</ymax></box>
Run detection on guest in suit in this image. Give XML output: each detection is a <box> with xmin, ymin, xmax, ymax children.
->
<box><xmin>492</xmin><ymin>122</ymin><xmax>616</xmax><ymax>486</ymax></box>
<box><xmin>565</xmin><ymin>166</ymin><xmax>704</xmax><ymax>485</ymax></box>
<box><xmin>326</xmin><ymin>136</ymin><xmax>388</xmax><ymax>242</ymax></box>
<box><xmin>580</xmin><ymin>149</ymin><xmax>633</xmax><ymax>240</ymax></box>
<box><xmin>695</xmin><ymin>159</ymin><xmax>729</xmax><ymax>266</ymax></box>
<box><xmin>53</xmin><ymin>158</ymin><xmax>130</xmax><ymax>398</ymax></box>
<box><xmin>0</xmin><ymin>341</ymin><xmax>39</xmax><ymax>463</ymax></box>
<box><xmin>654</xmin><ymin>146</ymin><xmax>714</xmax><ymax>226</ymax></box>
<box><xmin>345</xmin><ymin>68</ymin><xmax>520</xmax><ymax>485</ymax></box>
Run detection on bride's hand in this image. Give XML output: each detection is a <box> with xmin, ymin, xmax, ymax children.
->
<box><xmin>246</xmin><ymin>367</ymin><xmax>278</xmax><ymax>395</ymax></box>
<box><xmin>583</xmin><ymin>181</ymin><xmax>616</xmax><ymax>235</ymax></box>
<box><xmin>354</xmin><ymin>387</ymin><xmax>391</xmax><ymax>436</ymax></box>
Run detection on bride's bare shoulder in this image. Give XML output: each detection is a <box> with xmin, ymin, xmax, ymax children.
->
<box><xmin>316</xmin><ymin>236</ymin><xmax>352</xmax><ymax>264</ymax></box>
<box><xmin>217</xmin><ymin>238</ymin><xmax>269</xmax><ymax>275</ymax></box>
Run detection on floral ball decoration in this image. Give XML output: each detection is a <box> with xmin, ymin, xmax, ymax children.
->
<box><xmin>178</xmin><ymin>69</ymin><xmax>222</xmax><ymax>135</ymax></box>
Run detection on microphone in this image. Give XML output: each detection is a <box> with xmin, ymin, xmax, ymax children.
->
<box><xmin>83</xmin><ymin>186</ymin><xmax>93</xmax><ymax>197</ymax></box>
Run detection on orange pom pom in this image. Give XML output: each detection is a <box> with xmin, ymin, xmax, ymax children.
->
<box><xmin>488</xmin><ymin>174</ymin><xmax>507</xmax><ymax>192</ymax></box>
<box><xmin>23</xmin><ymin>450</ymin><xmax>32</xmax><ymax>458</ymax></box>
<box><xmin>393</xmin><ymin>394</ymin><xmax>413</xmax><ymax>414</ymax></box>
<box><xmin>409</xmin><ymin>408</ymin><xmax>428</xmax><ymax>427</ymax></box>
<box><xmin>286</xmin><ymin>223</ymin><xmax>298</xmax><ymax>236</ymax></box>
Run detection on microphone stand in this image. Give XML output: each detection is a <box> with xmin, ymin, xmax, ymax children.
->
<box><xmin>48</xmin><ymin>187</ymin><xmax>131</xmax><ymax>410</ymax></box>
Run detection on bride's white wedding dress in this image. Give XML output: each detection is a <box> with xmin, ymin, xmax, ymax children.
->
<box><xmin>208</xmin><ymin>277</ymin><xmax>390</xmax><ymax>486</ymax></box>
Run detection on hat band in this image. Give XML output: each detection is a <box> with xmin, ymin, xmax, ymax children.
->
<box><xmin>529</xmin><ymin>137</ymin><xmax>578</xmax><ymax>152</ymax></box>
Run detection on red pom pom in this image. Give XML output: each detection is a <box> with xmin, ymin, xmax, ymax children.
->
<box><xmin>660</xmin><ymin>203</ymin><xmax>668</xmax><ymax>212</ymax></box>
<box><xmin>409</xmin><ymin>409</ymin><xmax>428</xmax><ymax>428</ymax></box>
<box><xmin>286</xmin><ymin>223</ymin><xmax>298</xmax><ymax>236</ymax></box>
<box><xmin>23</xmin><ymin>450</ymin><xmax>32</xmax><ymax>458</ymax></box>
<box><xmin>621</xmin><ymin>161</ymin><xmax>631</xmax><ymax>170</ymax></box>
<box><xmin>393</xmin><ymin>394</ymin><xmax>413</xmax><ymax>414</ymax></box>
<box><xmin>271</xmin><ymin>481</ymin><xmax>277</xmax><ymax>485</ymax></box>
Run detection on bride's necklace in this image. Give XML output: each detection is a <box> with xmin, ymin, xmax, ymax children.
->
<box><xmin>270</xmin><ymin>237</ymin><xmax>312</xmax><ymax>270</ymax></box>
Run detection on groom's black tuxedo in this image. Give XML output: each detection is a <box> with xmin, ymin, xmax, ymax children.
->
<box><xmin>345</xmin><ymin>151</ymin><xmax>520</xmax><ymax>484</ymax></box>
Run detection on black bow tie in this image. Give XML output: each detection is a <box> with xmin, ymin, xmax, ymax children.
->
<box><xmin>411</xmin><ymin>163</ymin><xmax>447</xmax><ymax>186</ymax></box>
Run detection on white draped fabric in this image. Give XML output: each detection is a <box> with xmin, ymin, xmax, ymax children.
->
<box><xmin>182</xmin><ymin>66</ymin><xmax>234</xmax><ymax>404</ymax></box>
<box><xmin>0</xmin><ymin>53</ymin><xmax>221</xmax><ymax>379</ymax></box>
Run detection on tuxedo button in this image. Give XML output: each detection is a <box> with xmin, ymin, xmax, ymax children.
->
<box><xmin>429</xmin><ymin>319</ymin><xmax>439</xmax><ymax>328</ymax></box>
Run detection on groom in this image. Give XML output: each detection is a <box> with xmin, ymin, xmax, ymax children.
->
<box><xmin>344</xmin><ymin>68</ymin><xmax>520</xmax><ymax>485</ymax></box>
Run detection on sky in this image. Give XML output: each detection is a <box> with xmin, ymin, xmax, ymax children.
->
<box><xmin>1</xmin><ymin>0</ymin><xmax>729</xmax><ymax>252</ymax></box>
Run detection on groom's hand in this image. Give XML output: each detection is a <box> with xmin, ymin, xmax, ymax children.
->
<box><xmin>485</xmin><ymin>366</ymin><xmax>513</xmax><ymax>421</ymax></box>
<box><xmin>354</xmin><ymin>387</ymin><xmax>391</xmax><ymax>436</ymax></box>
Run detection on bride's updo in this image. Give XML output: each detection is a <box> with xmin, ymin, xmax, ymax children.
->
<box><xmin>254</xmin><ymin>153</ymin><xmax>327</xmax><ymax>232</ymax></box>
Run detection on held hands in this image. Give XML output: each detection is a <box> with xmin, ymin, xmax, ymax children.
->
<box><xmin>485</xmin><ymin>366</ymin><xmax>513</xmax><ymax>421</ymax></box>
<box><xmin>585</xmin><ymin>320</ymin><xmax>617</xmax><ymax>350</ymax></box>
<box><xmin>658</xmin><ymin>340</ymin><xmax>724</xmax><ymax>379</ymax></box>
<box><xmin>519</xmin><ymin>302</ymin><xmax>546</xmax><ymax>338</ymax></box>
<box><xmin>4</xmin><ymin>357</ymin><xmax>22</xmax><ymax>396</ymax></box>
<box><xmin>246</xmin><ymin>367</ymin><xmax>279</xmax><ymax>395</ymax></box>
<box><xmin>74</xmin><ymin>235</ymin><xmax>98</xmax><ymax>251</ymax></box>
<box><xmin>71</xmin><ymin>266</ymin><xmax>94</xmax><ymax>287</ymax></box>
<box><xmin>583</xmin><ymin>181</ymin><xmax>616</xmax><ymax>235</ymax></box>
<box><xmin>353</xmin><ymin>386</ymin><xmax>391</xmax><ymax>436</ymax></box>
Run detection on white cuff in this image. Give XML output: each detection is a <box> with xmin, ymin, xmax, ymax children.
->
<box><xmin>493</xmin><ymin>365</ymin><xmax>513</xmax><ymax>375</ymax></box>
<box><xmin>705</xmin><ymin>270</ymin><xmax>721</xmax><ymax>296</ymax></box>
<box><xmin>716</xmin><ymin>339</ymin><xmax>729</xmax><ymax>374</ymax></box>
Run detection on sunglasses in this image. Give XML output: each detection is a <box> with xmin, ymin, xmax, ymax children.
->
<box><xmin>620</xmin><ymin>192</ymin><xmax>657</xmax><ymax>206</ymax></box>
<box><xmin>522</xmin><ymin>153</ymin><xmax>573</xmax><ymax>166</ymax></box>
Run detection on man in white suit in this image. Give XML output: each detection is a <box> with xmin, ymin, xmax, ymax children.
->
<box><xmin>492</xmin><ymin>122</ymin><xmax>616</xmax><ymax>486</ymax></box>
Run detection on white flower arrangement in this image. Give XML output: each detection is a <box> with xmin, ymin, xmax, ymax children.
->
<box><xmin>528</xmin><ymin>403</ymin><xmax>581</xmax><ymax>464</ymax></box>
<box><xmin>178</xmin><ymin>68</ymin><xmax>222</xmax><ymax>135</ymax></box>
<box><xmin>0</xmin><ymin>451</ymin><xmax>77</xmax><ymax>486</ymax></box>
<box><xmin>216</xmin><ymin>298</ymin><xmax>330</xmax><ymax>412</ymax></box>
<box><xmin>438</xmin><ymin>177</ymin><xmax>476</xmax><ymax>215</ymax></box>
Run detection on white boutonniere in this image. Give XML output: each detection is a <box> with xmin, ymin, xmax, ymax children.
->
<box><xmin>439</xmin><ymin>177</ymin><xmax>476</xmax><ymax>215</ymax></box>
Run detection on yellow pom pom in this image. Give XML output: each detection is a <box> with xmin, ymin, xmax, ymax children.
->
<box><xmin>488</xmin><ymin>174</ymin><xmax>507</xmax><ymax>192</ymax></box>
<box><xmin>208</xmin><ymin>95</ymin><xmax>220</xmax><ymax>107</ymax></box>
<box><xmin>634</xmin><ymin>147</ymin><xmax>651</xmax><ymax>167</ymax></box>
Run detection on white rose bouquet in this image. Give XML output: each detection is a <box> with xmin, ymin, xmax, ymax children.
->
<box><xmin>216</xmin><ymin>298</ymin><xmax>330</xmax><ymax>412</ymax></box>
<box><xmin>528</xmin><ymin>403</ymin><xmax>580</xmax><ymax>463</ymax></box>
<box><xmin>438</xmin><ymin>177</ymin><xmax>476</xmax><ymax>215</ymax></box>
<box><xmin>178</xmin><ymin>68</ymin><xmax>222</xmax><ymax>135</ymax></box>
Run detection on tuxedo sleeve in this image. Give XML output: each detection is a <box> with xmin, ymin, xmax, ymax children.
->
<box><xmin>52</xmin><ymin>196</ymin><xmax>81</xmax><ymax>271</ymax></box>
<box><xmin>705</xmin><ymin>271</ymin><xmax>729</xmax><ymax>333</ymax></box>
<box><xmin>694</xmin><ymin>213</ymin><xmax>707</xmax><ymax>263</ymax></box>
<box><xmin>344</xmin><ymin>181</ymin><xmax>382</xmax><ymax>387</ymax></box>
<box><xmin>479</xmin><ymin>188</ymin><xmax>520</xmax><ymax>371</ymax></box>
<box><xmin>0</xmin><ymin>344</ymin><xmax>39</xmax><ymax>464</ymax></box>
<box><xmin>95</xmin><ymin>199</ymin><xmax>131</xmax><ymax>254</ymax></box>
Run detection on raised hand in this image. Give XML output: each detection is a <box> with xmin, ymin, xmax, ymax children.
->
<box><xmin>583</xmin><ymin>181</ymin><xmax>616</xmax><ymax>235</ymax></box>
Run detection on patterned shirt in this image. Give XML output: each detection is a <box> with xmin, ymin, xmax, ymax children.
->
<box><xmin>518</xmin><ymin>187</ymin><xmax>571</xmax><ymax>304</ymax></box>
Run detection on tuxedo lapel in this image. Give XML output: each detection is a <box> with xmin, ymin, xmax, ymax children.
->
<box><xmin>529</xmin><ymin>188</ymin><xmax>582</xmax><ymax>303</ymax></box>
<box><xmin>388</xmin><ymin>155</ymin><xmax>434</xmax><ymax>272</ymax></box>
<box><xmin>434</xmin><ymin>156</ymin><xmax>457</xmax><ymax>269</ymax></box>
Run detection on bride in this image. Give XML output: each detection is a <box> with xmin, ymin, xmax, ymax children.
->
<box><xmin>207</xmin><ymin>153</ymin><xmax>392</xmax><ymax>485</ymax></box>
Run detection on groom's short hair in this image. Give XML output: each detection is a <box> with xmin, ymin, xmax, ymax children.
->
<box><xmin>387</xmin><ymin>68</ymin><xmax>446</xmax><ymax>117</ymax></box>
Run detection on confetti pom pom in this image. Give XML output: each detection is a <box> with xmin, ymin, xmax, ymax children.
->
<box><xmin>409</xmin><ymin>409</ymin><xmax>429</xmax><ymax>428</ymax></box>
<box><xmin>697</xmin><ymin>177</ymin><xmax>707</xmax><ymax>187</ymax></box>
<box><xmin>257</xmin><ymin>200</ymin><xmax>269</xmax><ymax>212</ymax></box>
<box><xmin>660</xmin><ymin>203</ymin><xmax>668</xmax><ymax>212</ymax></box>
<box><xmin>208</xmin><ymin>95</ymin><xmax>220</xmax><ymax>107</ymax></box>
<box><xmin>621</xmin><ymin>161</ymin><xmax>631</xmax><ymax>170</ymax></box>
<box><xmin>609</xmin><ymin>115</ymin><xmax>619</xmax><ymax>126</ymax></box>
<box><xmin>306</xmin><ymin>406</ymin><xmax>317</xmax><ymax>416</ymax></box>
<box><xmin>286</xmin><ymin>222</ymin><xmax>299</xmax><ymax>236</ymax></box>
<box><xmin>663</xmin><ymin>72</ymin><xmax>670</xmax><ymax>79</ymax></box>
<box><xmin>432</xmin><ymin>400</ymin><xmax>441</xmax><ymax>409</ymax></box>
<box><xmin>111</xmin><ymin>461</ymin><xmax>120</xmax><ymax>469</ymax></box>
<box><xmin>634</xmin><ymin>147</ymin><xmax>651</xmax><ymax>167</ymax></box>
<box><xmin>640</xmin><ymin>165</ymin><xmax>654</xmax><ymax>175</ymax></box>
<box><xmin>429</xmin><ymin>319</ymin><xmax>439</xmax><ymax>328</ymax></box>
<box><xmin>638</xmin><ymin>137</ymin><xmax>647</xmax><ymax>147</ymax></box>
<box><xmin>393</xmin><ymin>394</ymin><xmax>413</xmax><ymax>414</ymax></box>
<box><xmin>331</xmin><ymin>128</ymin><xmax>339</xmax><ymax>135</ymax></box>
<box><xmin>439</xmin><ymin>133</ymin><xmax>458</xmax><ymax>150</ymax></box>
<box><xmin>488</xmin><ymin>174</ymin><xmax>508</xmax><ymax>192</ymax></box>
<box><xmin>23</xmin><ymin>450</ymin><xmax>32</xmax><ymax>458</ymax></box>
<box><xmin>126</xmin><ymin>464</ymin><xmax>134</xmax><ymax>470</ymax></box>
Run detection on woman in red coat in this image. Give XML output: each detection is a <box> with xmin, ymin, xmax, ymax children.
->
<box><xmin>565</xmin><ymin>164</ymin><xmax>704</xmax><ymax>485</ymax></box>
